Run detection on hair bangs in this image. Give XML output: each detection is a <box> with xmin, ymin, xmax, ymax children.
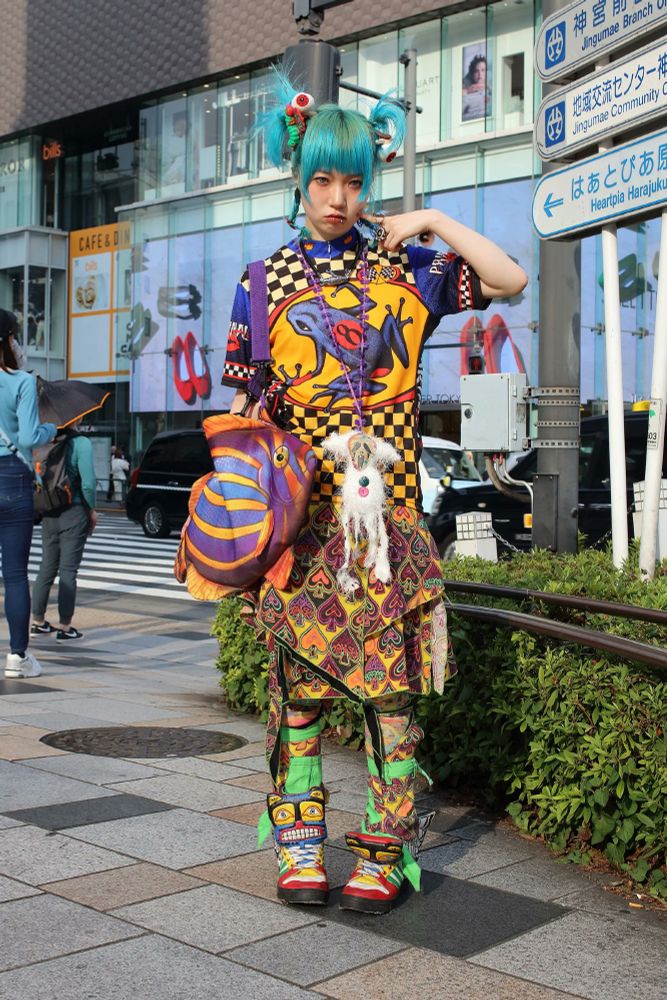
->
<box><xmin>298</xmin><ymin>107</ymin><xmax>375</xmax><ymax>201</ymax></box>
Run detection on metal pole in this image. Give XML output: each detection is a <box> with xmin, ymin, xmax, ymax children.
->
<box><xmin>639</xmin><ymin>207</ymin><xmax>667</xmax><ymax>579</ymax></box>
<box><xmin>533</xmin><ymin>0</ymin><xmax>581</xmax><ymax>555</ymax></box>
<box><xmin>400</xmin><ymin>48</ymin><xmax>417</xmax><ymax>214</ymax></box>
<box><xmin>597</xmin><ymin>117</ymin><xmax>628</xmax><ymax>568</ymax></box>
<box><xmin>601</xmin><ymin>218</ymin><xmax>629</xmax><ymax>567</ymax></box>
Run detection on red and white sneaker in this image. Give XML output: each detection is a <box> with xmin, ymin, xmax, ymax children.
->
<box><xmin>340</xmin><ymin>831</ymin><xmax>405</xmax><ymax>915</ymax></box>
<box><xmin>268</xmin><ymin>787</ymin><xmax>330</xmax><ymax>905</ymax></box>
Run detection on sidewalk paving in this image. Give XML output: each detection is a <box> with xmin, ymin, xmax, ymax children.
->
<box><xmin>0</xmin><ymin>594</ymin><xmax>664</xmax><ymax>1000</ymax></box>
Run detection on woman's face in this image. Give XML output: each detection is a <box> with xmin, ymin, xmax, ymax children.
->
<box><xmin>301</xmin><ymin>170</ymin><xmax>366</xmax><ymax>241</ymax></box>
<box><xmin>472</xmin><ymin>61</ymin><xmax>486</xmax><ymax>86</ymax></box>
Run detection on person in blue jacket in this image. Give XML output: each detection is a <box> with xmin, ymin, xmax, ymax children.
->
<box><xmin>0</xmin><ymin>309</ymin><xmax>56</xmax><ymax>678</ymax></box>
<box><xmin>31</xmin><ymin>420</ymin><xmax>97</xmax><ymax>642</ymax></box>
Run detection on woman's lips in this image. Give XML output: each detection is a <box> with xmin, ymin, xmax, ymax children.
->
<box><xmin>325</xmin><ymin>215</ymin><xmax>345</xmax><ymax>223</ymax></box>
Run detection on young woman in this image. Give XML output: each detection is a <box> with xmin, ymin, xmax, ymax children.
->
<box><xmin>221</xmin><ymin>75</ymin><xmax>527</xmax><ymax>914</ymax></box>
<box><xmin>31</xmin><ymin>418</ymin><xmax>97</xmax><ymax>642</ymax></box>
<box><xmin>0</xmin><ymin>309</ymin><xmax>56</xmax><ymax>678</ymax></box>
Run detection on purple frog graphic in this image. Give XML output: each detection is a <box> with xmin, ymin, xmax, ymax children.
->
<box><xmin>281</xmin><ymin>282</ymin><xmax>412</xmax><ymax>404</ymax></box>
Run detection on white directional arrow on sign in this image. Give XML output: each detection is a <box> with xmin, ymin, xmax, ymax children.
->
<box><xmin>532</xmin><ymin>126</ymin><xmax>667</xmax><ymax>239</ymax></box>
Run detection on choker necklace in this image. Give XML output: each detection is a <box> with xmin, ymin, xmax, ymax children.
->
<box><xmin>295</xmin><ymin>238</ymin><xmax>400</xmax><ymax>594</ymax></box>
<box><xmin>298</xmin><ymin>234</ymin><xmax>363</xmax><ymax>287</ymax></box>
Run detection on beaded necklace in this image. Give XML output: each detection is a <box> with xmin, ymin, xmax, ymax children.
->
<box><xmin>295</xmin><ymin>238</ymin><xmax>370</xmax><ymax>432</ymax></box>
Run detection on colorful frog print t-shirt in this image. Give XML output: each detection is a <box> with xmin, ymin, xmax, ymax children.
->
<box><xmin>222</xmin><ymin>230</ymin><xmax>489</xmax><ymax>510</ymax></box>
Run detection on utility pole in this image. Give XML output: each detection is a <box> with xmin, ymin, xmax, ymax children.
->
<box><xmin>533</xmin><ymin>0</ymin><xmax>581</xmax><ymax>554</ymax></box>
<box><xmin>399</xmin><ymin>48</ymin><xmax>417</xmax><ymax>215</ymax></box>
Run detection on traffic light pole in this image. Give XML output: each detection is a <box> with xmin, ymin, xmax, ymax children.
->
<box><xmin>533</xmin><ymin>0</ymin><xmax>581</xmax><ymax>554</ymax></box>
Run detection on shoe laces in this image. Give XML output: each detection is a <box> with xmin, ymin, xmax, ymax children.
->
<box><xmin>354</xmin><ymin>857</ymin><xmax>394</xmax><ymax>879</ymax></box>
<box><xmin>281</xmin><ymin>840</ymin><xmax>324</xmax><ymax>869</ymax></box>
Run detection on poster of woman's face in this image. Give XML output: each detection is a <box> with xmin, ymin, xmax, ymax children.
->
<box><xmin>462</xmin><ymin>42</ymin><xmax>491</xmax><ymax>122</ymax></box>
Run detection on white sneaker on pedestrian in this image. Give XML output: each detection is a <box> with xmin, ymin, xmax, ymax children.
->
<box><xmin>5</xmin><ymin>651</ymin><xmax>43</xmax><ymax>679</ymax></box>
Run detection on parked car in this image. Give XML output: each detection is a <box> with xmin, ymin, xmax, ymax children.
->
<box><xmin>126</xmin><ymin>428</ymin><xmax>480</xmax><ymax>537</ymax></box>
<box><xmin>420</xmin><ymin>435</ymin><xmax>483</xmax><ymax>514</ymax></box>
<box><xmin>126</xmin><ymin>430</ymin><xmax>212</xmax><ymax>538</ymax></box>
<box><xmin>427</xmin><ymin>412</ymin><xmax>667</xmax><ymax>558</ymax></box>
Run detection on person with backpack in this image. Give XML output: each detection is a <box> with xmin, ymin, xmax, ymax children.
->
<box><xmin>0</xmin><ymin>309</ymin><xmax>57</xmax><ymax>678</ymax></box>
<box><xmin>31</xmin><ymin>419</ymin><xmax>97</xmax><ymax>641</ymax></box>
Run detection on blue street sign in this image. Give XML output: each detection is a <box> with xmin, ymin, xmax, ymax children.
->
<box><xmin>535</xmin><ymin>0</ymin><xmax>667</xmax><ymax>82</ymax></box>
<box><xmin>535</xmin><ymin>37</ymin><xmax>667</xmax><ymax>161</ymax></box>
<box><xmin>532</xmin><ymin>126</ymin><xmax>667</xmax><ymax>239</ymax></box>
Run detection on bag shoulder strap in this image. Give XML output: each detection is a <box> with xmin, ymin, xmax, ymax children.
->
<box><xmin>247</xmin><ymin>259</ymin><xmax>271</xmax><ymax>364</ymax></box>
<box><xmin>0</xmin><ymin>424</ymin><xmax>34</xmax><ymax>476</ymax></box>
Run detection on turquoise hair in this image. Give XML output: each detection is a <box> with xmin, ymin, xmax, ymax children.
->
<box><xmin>257</xmin><ymin>67</ymin><xmax>406</xmax><ymax>203</ymax></box>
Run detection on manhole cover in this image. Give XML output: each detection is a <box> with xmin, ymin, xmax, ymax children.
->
<box><xmin>40</xmin><ymin>726</ymin><xmax>247</xmax><ymax>758</ymax></box>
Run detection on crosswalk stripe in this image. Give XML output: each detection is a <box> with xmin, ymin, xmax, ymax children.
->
<box><xmin>28</xmin><ymin>514</ymin><xmax>193</xmax><ymax>602</ymax></box>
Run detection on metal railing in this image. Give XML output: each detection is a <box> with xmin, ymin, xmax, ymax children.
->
<box><xmin>444</xmin><ymin>580</ymin><xmax>667</xmax><ymax>673</ymax></box>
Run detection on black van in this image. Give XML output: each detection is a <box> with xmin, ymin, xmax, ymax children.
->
<box><xmin>427</xmin><ymin>412</ymin><xmax>667</xmax><ymax>557</ymax></box>
<box><xmin>125</xmin><ymin>430</ymin><xmax>212</xmax><ymax>538</ymax></box>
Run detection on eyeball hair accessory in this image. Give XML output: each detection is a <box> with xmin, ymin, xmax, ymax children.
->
<box><xmin>284</xmin><ymin>92</ymin><xmax>316</xmax><ymax>152</ymax></box>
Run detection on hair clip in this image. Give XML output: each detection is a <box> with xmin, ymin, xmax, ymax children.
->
<box><xmin>373</xmin><ymin>128</ymin><xmax>397</xmax><ymax>163</ymax></box>
<box><xmin>285</xmin><ymin>92</ymin><xmax>316</xmax><ymax>150</ymax></box>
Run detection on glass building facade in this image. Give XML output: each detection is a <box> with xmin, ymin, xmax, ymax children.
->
<box><xmin>0</xmin><ymin>0</ymin><xmax>661</xmax><ymax>458</ymax></box>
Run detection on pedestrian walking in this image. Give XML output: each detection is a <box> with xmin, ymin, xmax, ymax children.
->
<box><xmin>31</xmin><ymin>420</ymin><xmax>97</xmax><ymax>641</ymax></box>
<box><xmin>220</xmin><ymin>73</ymin><xmax>527</xmax><ymax>913</ymax></box>
<box><xmin>111</xmin><ymin>446</ymin><xmax>129</xmax><ymax>502</ymax></box>
<box><xmin>0</xmin><ymin>309</ymin><xmax>57</xmax><ymax>678</ymax></box>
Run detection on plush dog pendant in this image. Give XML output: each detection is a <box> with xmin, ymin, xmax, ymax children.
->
<box><xmin>323</xmin><ymin>431</ymin><xmax>400</xmax><ymax>594</ymax></box>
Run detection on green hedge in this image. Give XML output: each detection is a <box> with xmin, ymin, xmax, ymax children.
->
<box><xmin>212</xmin><ymin>545</ymin><xmax>667</xmax><ymax>898</ymax></box>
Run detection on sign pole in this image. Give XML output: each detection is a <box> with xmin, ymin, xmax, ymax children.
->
<box><xmin>601</xmin><ymin>216</ymin><xmax>629</xmax><ymax>566</ymax></box>
<box><xmin>639</xmin><ymin>208</ymin><xmax>667</xmax><ymax>579</ymax></box>
<box><xmin>534</xmin><ymin>0</ymin><xmax>581</xmax><ymax>555</ymax></box>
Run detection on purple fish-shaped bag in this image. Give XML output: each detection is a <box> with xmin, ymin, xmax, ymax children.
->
<box><xmin>175</xmin><ymin>412</ymin><xmax>316</xmax><ymax>600</ymax></box>
<box><xmin>174</xmin><ymin>258</ymin><xmax>316</xmax><ymax>600</ymax></box>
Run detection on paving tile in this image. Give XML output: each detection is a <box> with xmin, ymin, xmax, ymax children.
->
<box><xmin>0</xmin><ymin>679</ymin><xmax>64</xmax><ymax>695</ymax></box>
<box><xmin>22</xmin><ymin>753</ymin><xmax>164</xmax><ymax>784</ymax></box>
<box><xmin>112</xmin><ymin>882</ymin><xmax>317</xmax><ymax>951</ymax></box>
<box><xmin>197</xmin><ymin>719</ymin><xmax>272</xmax><ymax>741</ymax></box>
<box><xmin>0</xmin><ymin>815</ymin><xmax>23</xmax><ymax>829</ymax></box>
<box><xmin>0</xmin><ymin>874</ymin><xmax>42</xmax><ymax>902</ymax></box>
<box><xmin>0</xmin><ymin>935</ymin><xmax>318</xmax><ymax>999</ymax></box>
<box><xmin>209</xmin><ymin>800</ymin><xmax>267</xmax><ymax>826</ymax></box>
<box><xmin>227</xmin><ymin>920</ymin><xmax>398</xmax><ymax>986</ymax></box>
<box><xmin>200</xmin><ymin>740</ymin><xmax>266</xmax><ymax>762</ymax></box>
<box><xmin>470</xmin><ymin>854</ymin><xmax>598</xmax><ymax>901</ymax></box>
<box><xmin>43</xmin><ymin>861</ymin><xmax>205</xmax><ymax>910</ymax></box>
<box><xmin>323</xmin><ymin>871</ymin><xmax>565</xmax><ymax>957</ymax></box>
<box><xmin>224</xmin><ymin>770</ymin><xmax>273</xmax><ymax>792</ymax></box>
<box><xmin>317</xmin><ymin>947</ymin><xmax>583</xmax><ymax>999</ymax></box>
<box><xmin>0</xmin><ymin>735</ymin><xmax>69</xmax><ymax>760</ymax></box>
<box><xmin>419</xmin><ymin>830</ymin><xmax>539</xmax><ymax>879</ymax></box>
<box><xmin>106</xmin><ymin>773</ymin><xmax>264</xmax><ymax>811</ymax></box>
<box><xmin>66</xmin><ymin>808</ymin><xmax>259</xmax><ymax>868</ymax></box>
<box><xmin>0</xmin><ymin>894</ymin><xmax>142</xmax><ymax>971</ymax></box>
<box><xmin>473</xmin><ymin>909</ymin><xmax>667</xmax><ymax>1000</ymax></box>
<box><xmin>144</xmin><ymin>756</ymin><xmax>252</xmax><ymax>780</ymax></box>
<box><xmin>29</xmin><ymin>695</ymin><xmax>185</xmax><ymax>724</ymax></box>
<box><xmin>0</xmin><ymin>760</ymin><xmax>117</xmax><ymax>811</ymax></box>
<box><xmin>0</xmin><ymin>709</ymin><xmax>113</xmax><ymax>730</ymax></box>
<box><xmin>5</xmin><ymin>793</ymin><xmax>174</xmax><ymax>830</ymax></box>
<box><xmin>184</xmin><ymin>844</ymin><xmax>355</xmax><ymax>902</ymax></box>
<box><xmin>0</xmin><ymin>825</ymin><xmax>135</xmax><ymax>884</ymax></box>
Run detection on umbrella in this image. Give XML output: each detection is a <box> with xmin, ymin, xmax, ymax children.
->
<box><xmin>36</xmin><ymin>377</ymin><xmax>111</xmax><ymax>429</ymax></box>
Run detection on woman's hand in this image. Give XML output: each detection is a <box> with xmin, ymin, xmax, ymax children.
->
<box><xmin>364</xmin><ymin>208</ymin><xmax>527</xmax><ymax>299</ymax></box>
<box><xmin>362</xmin><ymin>210</ymin><xmax>437</xmax><ymax>252</ymax></box>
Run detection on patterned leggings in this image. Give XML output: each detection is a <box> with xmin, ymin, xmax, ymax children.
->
<box><xmin>277</xmin><ymin>694</ymin><xmax>423</xmax><ymax>844</ymax></box>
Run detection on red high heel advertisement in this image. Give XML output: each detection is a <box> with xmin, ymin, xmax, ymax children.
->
<box><xmin>171</xmin><ymin>331</ymin><xmax>212</xmax><ymax>404</ymax></box>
